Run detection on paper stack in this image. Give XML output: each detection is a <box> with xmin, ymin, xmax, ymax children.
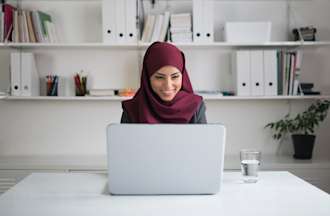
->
<box><xmin>170</xmin><ymin>13</ymin><xmax>192</xmax><ymax>43</ymax></box>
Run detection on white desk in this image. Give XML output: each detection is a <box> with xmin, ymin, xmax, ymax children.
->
<box><xmin>0</xmin><ymin>171</ymin><xmax>329</xmax><ymax>216</ymax></box>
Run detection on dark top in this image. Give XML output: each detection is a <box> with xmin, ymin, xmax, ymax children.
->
<box><xmin>121</xmin><ymin>101</ymin><xmax>207</xmax><ymax>124</ymax></box>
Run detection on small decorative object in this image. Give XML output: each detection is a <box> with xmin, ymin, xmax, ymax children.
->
<box><xmin>265</xmin><ymin>100</ymin><xmax>330</xmax><ymax>159</ymax></box>
<box><xmin>300</xmin><ymin>82</ymin><xmax>320</xmax><ymax>95</ymax></box>
<box><xmin>118</xmin><ymin>88</ymin><xmax>136</xmax><ymax>97</ymax></box>
<box><xmin>74</xmin><ymin>70</ymin><xmax>88</xmax><ymax>96</ymax></box>
<box><xmin>292</xmin><ymin>26</ymin><xmax>317</xmax><ymax>41</ymax></box>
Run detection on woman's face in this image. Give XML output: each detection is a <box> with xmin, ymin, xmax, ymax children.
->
<box><xmin>150</xmin><ymin>65</ymin><xmax>182</xmax><ymax>102</ymax></box>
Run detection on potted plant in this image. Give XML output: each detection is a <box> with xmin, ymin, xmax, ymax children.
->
<box><xmin>265</xmin><ymin>100</ymin><xmax>330</xmax><ymax>159</ymax></box>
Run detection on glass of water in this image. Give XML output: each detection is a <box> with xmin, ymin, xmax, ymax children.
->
<box><xmin>240</xmin><ymin>150</ymin><xmax>261</xmax><ymax>183</ymax></box>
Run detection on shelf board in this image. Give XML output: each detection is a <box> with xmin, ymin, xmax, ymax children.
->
<box><xmin>2</xmin><ymin>41</ymin><xmax>330</xmax><ymax>49</ymax></box>
<box><xmin>202</xmin><ymin>95</ymin><xmax>330</xmax><ymax>100</ymax></box>
<box><xmin>4</xmin><ymin>43</ymin><xmax>140</xmax><ymax>50</ymax></box>
<box><xmin>4</xmin><ymin>96</ymin><xmax>133</xmax><ymax>101</ymax></box>
<box><xmin>13</xmin><ymin>0</ymin><xmax>313</xmax><ymax>2</ymax></box>
<box><xmin>4</xmin><ymin>95</ymin><xmax>330</xmax><ymax>101</ymax></box>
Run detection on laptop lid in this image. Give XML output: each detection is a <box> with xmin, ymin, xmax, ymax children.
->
<box><xmin>106</xmin><ymin>123</ymin><xmax>226</xmax><ymax>195</ymax></box>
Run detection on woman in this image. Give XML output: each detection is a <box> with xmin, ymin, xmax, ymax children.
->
<box><xmin>121</xmin><ymin>42</ymin><xmax>206</xmax><ymax>123</ymax></box>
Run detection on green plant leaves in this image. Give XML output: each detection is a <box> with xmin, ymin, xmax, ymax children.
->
<box><xmin>265</xmin><ymin>100</ymin><xmax>330</xmax><ymax>140</ymax></box>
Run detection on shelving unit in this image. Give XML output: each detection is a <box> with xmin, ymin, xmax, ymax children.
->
<box><xmin>1</xmin><ymin>0</ymin><xmax>330</xmax><ymax>195</ymax></box>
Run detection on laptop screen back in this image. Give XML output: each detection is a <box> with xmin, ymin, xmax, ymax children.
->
<box><xmin>107</xmin><ymin>123</ymin><xmax>226</xmax><ymax>195</ymax></box>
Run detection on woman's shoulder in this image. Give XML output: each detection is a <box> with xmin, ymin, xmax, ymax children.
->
<box><xmin>197</xmin><ymin>100</ymin><xmax>206</xmax><ymax>112</ymax></box>
<box><xmin>121</xmin><ymin>108</ymin><xmax>132</xmax><ymax>123</ymax></box>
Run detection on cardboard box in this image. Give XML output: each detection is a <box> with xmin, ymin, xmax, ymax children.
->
<box><xmin>224</xmin><ymin>22</ymin><xmax>271</xmax><ymax>43</ymax></box>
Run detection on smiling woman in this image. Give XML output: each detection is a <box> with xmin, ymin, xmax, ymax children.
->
<box><xmin>121</xmin><ymin>42</ymin><xmax>207</xmax><ymax>123</ymax></box>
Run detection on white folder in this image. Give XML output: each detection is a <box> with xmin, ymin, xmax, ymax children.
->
<box><xmin>102</xmin><ymin>0</ymin><xmax>117</xmax><ymax>43</ymax></box>
<box><xmin>192</xmin><ymin>0</ymin><xmax>203</xmax><ymax>42</ymax></box>
<box><xmin>203</xmin><ymin>0</ymin><xmax>214</xmax><ymax>42</ymax></box>
<box><xmin>263</xmin><ymin>50</ymin><xmax>278</xmax><ymax>96</ymax></box>
<box><xmin>115</xmin><ymin>0</ymin><xmax>126</xmax><ymax>43</ymax></box>
<box><xmin>250</xmin><ymin>50</ymin><xmax>264</xmax><ymax>96</ymax></box>
<box><xmin>125</xmin><ymin>0</ymin><xmax>137</xmax><ymax>43</ymax></box>
<box><xmin>10</xmin><ymin>52</ymin><xmax>21</xmax><ymax>96</ymax></box>
<box><xmin>232</xmin><ymin>50</ymin><xmax>251</xmax><ymax>96</ymax></box>
<box><xmin>21</xmin><ymin>53</ymin><xmax>39</xmax><ymax>96</ymax></box>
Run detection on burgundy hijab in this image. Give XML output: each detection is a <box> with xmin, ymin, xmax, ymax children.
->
<box><xmin>122</xmin><ymin>42</ymin><xmax>202</xmax><ymax>123</ymax></box>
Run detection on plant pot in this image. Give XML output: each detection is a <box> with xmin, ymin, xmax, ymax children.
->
<box><xmin>292</xmin><ymin>134</ymin><xmax>316</xmax><ymax>159</ymax></box>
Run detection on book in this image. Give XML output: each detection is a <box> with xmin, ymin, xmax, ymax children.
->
<box><xmin>32</xmin><ymin>11</ymin><xmax>43</xmax><ymax>42</ymax></box>
<box><xmin>88</xmin><ymin>89</ymin><xmax>115</xmax><ymax>96</ymax></box>
<box><xmin>12</xmin><ymin>10</ymin><xmax>19</xmax><ymax>42</ymax></box>
<box><xmin>37</xmin><ymin>10</ymin><xmax>52</xmax><ymax>42</ymax></box>
<box><xmin>0</xmin><ymin>11</ymin><xmax>3</xmax><ymax>42</ymax></box>
<box><xmin>150</xmin><ymin>14</ymin><xmax>163</xmax><ymax>42</ymax></box>
<box><xmin>3</xmin><ymin>3</ymin><xmax>15</xmax><ymax>42</ymax></box>
<box><xmin>26</xmin><ymin>11</ymin><xmax>37</xmax><ymax>43</ymax></box>
<box><xmin>22</xmin><ymin>10</ymin><xmax>30</xmax><ymax>42</ymax></box>
<box><xmin>159</xmin><ymin>11</ymin><xmax>170</xmax><ymax>42</ymax></box>
<box><xmin>141</xmin><ymin>14</ymin><xmax>155</xmax><ymax>42</ymax></box>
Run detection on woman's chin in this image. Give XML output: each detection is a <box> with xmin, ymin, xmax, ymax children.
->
<box><xmin>160</xmin><ymin>95</ymin><xmax>175</xmax><ymax>102</ymax></box>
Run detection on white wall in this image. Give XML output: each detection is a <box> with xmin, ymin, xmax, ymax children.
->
<box><xmin>0</xmin><ymin>0</ymin><xmax>330</xmax><ymax>159</ymax></box>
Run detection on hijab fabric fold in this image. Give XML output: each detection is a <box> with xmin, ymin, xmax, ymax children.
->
<box><xmin>122</xmin><ymin>42</ymin><xmax>202</xmax><ymax>123</ymax></box>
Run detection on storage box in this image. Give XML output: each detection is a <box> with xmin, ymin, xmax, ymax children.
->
<box><xmin>224</xmin><ymin>22</ymin><xmax>271</xmax><ymax>43</ymax></box>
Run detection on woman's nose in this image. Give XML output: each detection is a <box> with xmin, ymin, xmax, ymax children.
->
<box><xmin>164</xmin><ymin>78</ymin><xmax>172</xmax><ymax>88</ymax></box>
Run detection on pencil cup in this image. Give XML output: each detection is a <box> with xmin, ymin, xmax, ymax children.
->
<box><xmin>74</xmin><ymin>75</ymin><xmax>87</xmax><ymax>96</ymax></box>
<box><xmin>46</xmin><ymin>75</ymin><xmax>59</xmax><ymax>96</ymax></box>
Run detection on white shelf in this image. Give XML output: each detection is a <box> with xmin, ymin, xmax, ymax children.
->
<box><xmin>3</xmin><ymin>95</ymin><xmax>330</xmax><ymax>101</ymax></box>
<box><xmin>4</xmin><ymin>96</ymin><xmax>133</xmax><ymax>101</ymax></box>
<box><xmin>14</xmin><ymin>0</ymin><xmax>313</xmax><ymax>2</ymax></box>
<box><xmin>3</xmin><ymin>43</ymin><xmax>140</xmax><ymax>50</ymax></box>
<box><xmin>201</xmin><ymin>95</ymin><xmax>330</xmax><ymax>100</ymax></box>
<box><xmin>2</xmin><ymin>41</ymin><xmax>330</xmax><ymax>50</ymax></box>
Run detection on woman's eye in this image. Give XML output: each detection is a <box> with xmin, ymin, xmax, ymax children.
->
<box><xmin>172</xmin><ymin>75</ymin><xmax>179</xmax><ymax>79</ymax></box>
<box><xmin>155</xmin><ymin>76</ymin><xmax>164</xmax><ymax>80</ymax></box>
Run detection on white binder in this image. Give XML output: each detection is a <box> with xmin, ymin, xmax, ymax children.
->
<box><xmin>102</xmin><ymin>0</ymin><xmax>117</xmax><ymax>43</ymax></box>
<box><xmin>115</xmin><ymin>0</ymin><xmax>126</xmax><ymax>43</ymax></box>
<box><xmin>203</xmin><ymin>0</ymin><xmax>214</xmax><ymax>42</ymax></box>
<box><xmin>263</xmin><ymin>50</ymin><xmax>278</xmax><ymax>96</ymax></box>
<box><xmin>125</xmin><ymin>0</ymin><xmax>137</xmax><ymax>43</ymax></box>
<box><xmin>21</xmin><ymin>53</ymin><xmax>39</xmax><ymax>96</ymax></box>
<box><xmin>232</xmin><ymin>50</ymin><xmax>251</xmax><ymax>96</ymax></box>
<box><xmin>250</xmin><ymin>50</ymin><xmax>264</xmax><ymax>96</ymax></box>
<box><xmin>192</xmin><ymin>0</ymin><xmax>203</xmax><ymax>42</ymax></box>
<box><xmin>10</xmin><ymin>52</ymin><xmax>21</xmax><ymax>96</ymax></box>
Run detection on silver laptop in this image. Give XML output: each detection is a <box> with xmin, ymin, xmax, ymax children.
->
<box><xmin>106</xmin><ymin>123</ymin><xmax>226</xmax><ymax>195</ymax></box>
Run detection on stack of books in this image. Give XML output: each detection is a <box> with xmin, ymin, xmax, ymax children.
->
<box><xmin>277</xmin><ymin>50</ymin><xmax>302</xmax><ymax>96</ymax></box>
<box><xmin>141</xmin><ymin>11</ymin><xmax>170</xmax><ymax>43</ymax></box>
<box><xmin>170</xmin><ymin>13</ymin><xmax>192</xmax><ymax>43</ymax></box>
<box><xmin>0</xmin><ymin>3</ymin><xmax>59</xmax><ymax>43</ymax></box>
<box><xmin>88</xmin><ymin>88</ymin><xmax>136</xmax><ymax>97</ymax></box>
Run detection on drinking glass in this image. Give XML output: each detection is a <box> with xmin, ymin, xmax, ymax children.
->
<box><xmin>240</xmin><ymin>150</ymin><xmax>261</xmax><ymax>183</ymax></box>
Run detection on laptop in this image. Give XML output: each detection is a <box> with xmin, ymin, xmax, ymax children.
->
<box><xmin>106</xmin><ymin>123</ymin><xmax>226</xmax><ymax>195</ymax></box>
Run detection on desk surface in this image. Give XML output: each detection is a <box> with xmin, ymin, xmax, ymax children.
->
<box><xmin>0</xmin><ymin>171</ymin><xmax>329</xmax><ymax>216</ymax></box>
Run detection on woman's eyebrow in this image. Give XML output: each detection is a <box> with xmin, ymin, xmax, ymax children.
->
<box><xmin>154</xmin><ymin>72</ymin><xmax>165</xmax><ymax>76</ymax></box>
<box><xmin>155</xmin><ymin>71</ymin><xmax>180</xmax><ymax>76</ymax></box>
